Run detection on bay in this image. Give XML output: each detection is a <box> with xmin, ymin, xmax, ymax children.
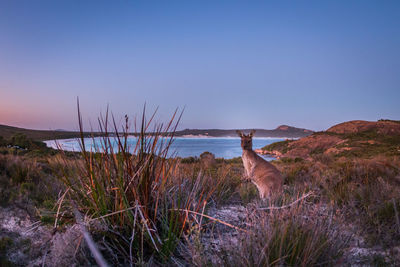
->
<box><xmin>45</xmin><ymin>137</ymin><xmax>285</xmax><ymax>160</ymax></box>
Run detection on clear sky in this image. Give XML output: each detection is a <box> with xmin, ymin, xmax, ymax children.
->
<box><xmin>1</xmin><ymin>1</ymin><xmax>399</xmax><ymax>131</ymax></box>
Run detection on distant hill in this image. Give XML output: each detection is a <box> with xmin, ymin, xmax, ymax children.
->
<box><xmin>0</xmin><ymin>124</ymin><xmax>92</xmax><ymax>141</ymax></box>
<box><xmin>0</xmin><ymin>123</ymin><xmax>313</xmax><ymax>141</ymax></box>
<box><xmin>261</xmin><ymin>119</ymin><xmax>400</xmax><ymax>159</ymax></box>
<box><xmin>174</xmin><ymin>125</ymin><xmax>313</xmax><ymax>138</ymax></box>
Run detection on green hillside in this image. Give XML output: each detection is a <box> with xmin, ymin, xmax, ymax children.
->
<box><xmin>0</xmin><ymin>124</ymin><xmax>86</xmax><ymax>141</ymax></box>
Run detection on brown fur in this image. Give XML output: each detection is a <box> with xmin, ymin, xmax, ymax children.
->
<box><xmin>237</xmin><ymin>130</ymin><xmax>283</xmax><ymax>198</ymax></box>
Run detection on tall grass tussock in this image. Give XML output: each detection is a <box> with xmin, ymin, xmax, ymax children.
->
<box><xmin>57</xmin><ymin>104</ymin><xmax>229</xmax><ymax>265</ymax></box>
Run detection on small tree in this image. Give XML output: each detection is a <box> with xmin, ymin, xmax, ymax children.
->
<box><xmin>10</xmin><ymin>133</ymin><xmax>31</xmax><ymax>149</ymax></box>
<box><xmin>0</xmin><ymin>136</ymin><xmax>6</xmax><ymax>146</ymax></box>
<box><xmin>200</xmin><ymin>151</ymin><xmax>216</xmax><ymax>168</ymax></box>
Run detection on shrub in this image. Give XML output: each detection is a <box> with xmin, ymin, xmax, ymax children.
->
<box><xmin>0</xmin><ymin>237</ymin><xmax>13</xmax><ymax>266</ymax></box>
<box><xmin>7</xmin><ymin>160</ymin><xmax>29</xmax><ymax>184</ymax></box>
<box><xmin>238</xmin><ymin>182</ymin><xmax>258</xmax><ymax>203</ymax></box>
<box><xmin>262</xmin><ymin>140</ymin><xmax>292</xmax><ymax>153</ymax></box>
<box><xmin>321</xmin><ymin>158</ymin><xmax>400</xmax><ymax>247</ymax></box>
<box><xmin>0</xmin><ymin>136</ymin><xmax>6</xmax><ymax>147</ymax></box>
<box><xmin>200</xmin><ymin>151</ymin><xmax>216</xmax><ymax>168</ymax></box>
<box><xmin>7</xmin><ymin>133</ymin><xmax>48</xmax><ymax>151</ymax></box>
<box><xmin>9</xmin><ymin>133</ymin><xmax>31</xmax><ymax>149</ymax></box>
<box><xmin>0</xmin><ymin>154</ymin><xmax>60</xmax><ymax>208</ymax></box>
<box><xmin>180</xmin><ymin>156</ymin><xmax>198</xmax><ymax>164</ymax></box>
<box><xmin>203</xmin><ymin>195</ymin><xmax>347</xmax><ymax>266</ymax></box>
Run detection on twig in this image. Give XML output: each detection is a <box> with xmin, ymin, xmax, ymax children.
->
<box><xmin>23</xmin><ymin>221</ymin><xmax>42</xmax><ymax>235</ymax></box>
<box><xmin>258</xmin><ymin>192</ymin><xmax>314</xmax><ymax>210</ymax></box>
<box><xmin>41</xmin><ymin>249</ymin><xmax>48</xmax><ymax>267</ymax></box>
<box><xmin>137</xmin><ymin>205</ymin><xmax>160</xmax><ymax>252</ymax></box>
<box><xmin>199</xmin><ymin>201</ymin><xmax>207</xmax><ymax>228</ymax></box>
<box><xmin>88</xmin><ymin>206</ymin><xmax>141</xmax><ymax>223</ymax></box>
<box><xmin>74</xmin><ymin>234</ymin><xmax>84</xmax><ymax>257</ymax></box>
<box><xmin>130</xmin><ymin>201</ymin><xmax>138</xmax><ymax>267</ymax></box>
<box><xmin>26</xmin><ymin>220</ymin><xmax>41</xmax><ymax>228</ymax></box>
<box><xmin>72</xmin><ymin>202</ymin><xmax>109</xmax><ymax>267</ymax></box>
<box><xmin>54</xmin><ymin>188</ymin><xmax>70</xmax><ymax>228</ymax></box>
<box><xmin>393</xmin><ymin>198</ymin><xmax>400</xmax><ymax>234</ymax></box>
<box><xmin>171</xmin><ymin>208</ymin><xmax>247</xmax><ymax>232</ymax></box>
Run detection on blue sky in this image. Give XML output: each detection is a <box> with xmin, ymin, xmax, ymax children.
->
<box><xmin>0</xmin><ymin>0</ymin><xmax>399</xmax><ymax>131</ymax></box>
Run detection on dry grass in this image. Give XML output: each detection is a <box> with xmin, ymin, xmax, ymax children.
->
<box><xmin>275</xmin><ymin>155</ymin><xmax>400</xmax><ymax>248</ymax></box>
<box><xmin>180</xmin><ymin>153</ymin><xmax>400</xmax><ymax>266</ymax></box>
<box><xmin>0</xmin><ymin>154</ymin><xmax>60</xmax><ymax>210</ymax></box>
<box><xmin>186</xmin><ymin>192</ymin><xmax>347</xmax><ymax>266</ymax></box>
<box><xmin>2</xmin><ymin>110</ymin><xmax>400</xmax><ymax>265</ymax></box>
<box><xmin>175</xmin><ymin>159</ymin><xmax>243</xmax><ymax>205</ymax></box>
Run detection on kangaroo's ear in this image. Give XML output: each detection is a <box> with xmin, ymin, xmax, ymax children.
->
<box><xmin>249</xmin><ymin>130</ymin><xmax>255</xmax><ymax>137</ymax></box>
<box><xmin>236</xmin><ymin>130</ymin><xmax>243</xmax><ymax>137</ymax></box>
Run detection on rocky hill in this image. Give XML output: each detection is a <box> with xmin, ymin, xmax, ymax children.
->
<box><xmin>261</xmin><ymin>120</ymin><xmax>400</xmax><ymax>159</ymax></box>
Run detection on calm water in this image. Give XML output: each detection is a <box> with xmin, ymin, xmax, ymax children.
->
<box><xmin>45</xmin><ymin>137</ymin><xmax>285</xmax><ymax>160</ymax></box>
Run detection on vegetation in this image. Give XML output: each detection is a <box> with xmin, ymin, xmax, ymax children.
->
<box><xmin>262</xmin><ymin>123</ymin><xmax>400</xmax><ymax>160</ymax></box>
<box><xmin>213</xmin><ymin>201</ymin><xmax>346</xmax><ymax>266</ymax></box>
<box><xmin>0</xmin><ymin>124</ymin><xmax>92</xmax><ymax>141</ymax></box>
<box><xmin>182</xmin><ymin>154</ymin><xmax>399</xmax><ymax>266</ymax></box>
<box><xmin>54</xmin><ymin>105</ymin><xmax>245</xmax><ymax>265</ymax></box>
<box><xmin>0</xmin><ymin>133</ymin><xmax>58</xmax><ymax>157</ymax></box>
<box><xmin>0</xmin><ymin>154</ymin><xmax>60</xmax><ymax>208</ymax></box>
<box><xmin>378</xmin><ymin>119</ymin><xmax>400</xmax><ymax>124</ymax></box>
<box><xmin>0</xmin><ymin>237</ymin><xmax>13</xmax><ymax>266</ymax></box>
<box><xmin>261</xmin><ymin>139</ymin><xmax>293</xmax><ymax>153</ymax></box>
<box><xmin>335</xmin><ymin>129</ymin><xmax>400</xmax><ymax>158</ymax></box>
<box><xmin>0</xmin><ymin>136</ymin><xmax>6</xmax><ymax>147</ymax></box>
<box><xmin>0</xmin><ymin>116</ymin><xmax>399</xmax><ymax>265</ymax></box>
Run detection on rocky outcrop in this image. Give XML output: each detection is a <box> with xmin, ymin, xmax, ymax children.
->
<box><xmin>254</xmin><ymin>149</ymin><xmax>283</xmax><ymax>158</ymax></box>
<box><xmin>260</xmin><ymin>120</ymin><xmax>400</xmax><ymax>159</ymax></box>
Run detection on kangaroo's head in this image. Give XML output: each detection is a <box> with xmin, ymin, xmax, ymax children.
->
<box><xmin>236</xmin><ymin>130</ymin><xmax>255</xmax><ymax>150</ymax></box>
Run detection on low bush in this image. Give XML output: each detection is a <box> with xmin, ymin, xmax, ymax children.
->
<box><xmin>0</xmin><ymin>154</ymin><xmax>59</xmax><ymax>208</ymax></box>
<box><xmin>262</xmin><ymin>139</ymin><xmax>292</xmax><ymax>153</ymax></box>
<box><xmin>199</xmin><ymin>195</ymin><xmax>347</xmax><ymax>266</ymax></box>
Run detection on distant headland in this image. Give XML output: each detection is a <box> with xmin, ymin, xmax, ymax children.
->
<box><xmin>174</xmin><ymin>125</ymin><xmax>313</xmax><ymax>138</ymax></box>
<box><xmin>0</xmin><ymin>124</ymin><xmax>313</xmax><ymax>141</ymax></box>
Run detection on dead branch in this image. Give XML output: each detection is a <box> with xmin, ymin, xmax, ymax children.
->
<box><xmin>258</xmin><ymin>192</ymin><xmax>314</xmax><ymax>210</ymax></box>
<box><xmin>172</xmin><ymin>208</ymin><xmax>247</xmax><ymax>232</ymax></box>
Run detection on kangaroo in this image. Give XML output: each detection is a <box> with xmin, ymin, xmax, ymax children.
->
<box><xmin>237</xmin><ymin>130</ymin><xmax>283</xmax><ymax>199</ymax></box>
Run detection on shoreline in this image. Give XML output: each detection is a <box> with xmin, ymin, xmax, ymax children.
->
<box><xmin>254</xmin><ymin>148</ymin><xmax>282</xmax><ymax>159</ymax></box>
<box><xmin>44</xmin><ymin>135</ymin><xmax>298</xmax><ymax>142</ymax></box>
